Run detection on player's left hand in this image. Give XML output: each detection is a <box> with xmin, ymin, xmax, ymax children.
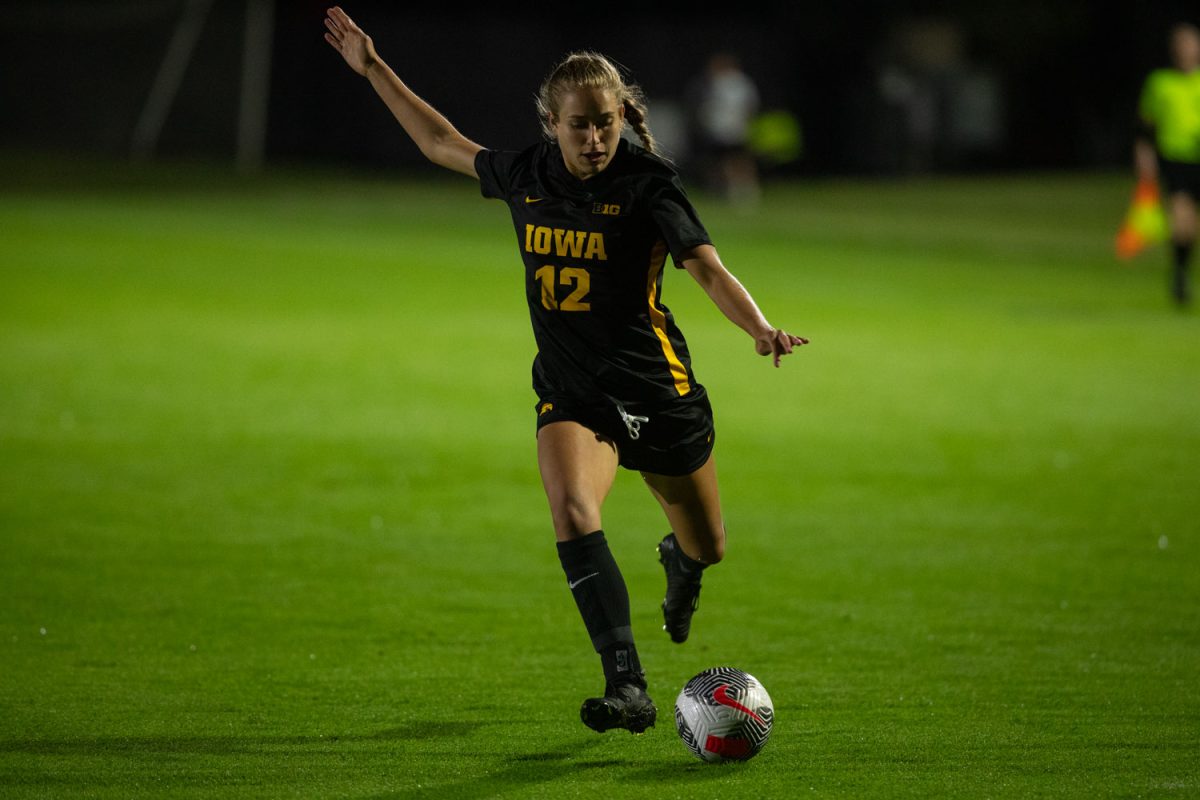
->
<box><xmin>755</xmin><ymin>328</ymin><xmax>808</xmax><ymax>367</ymax></box>
<box><xmin>324</xmin><ymin>6</ymin><xmax>377</xmax><ymax>77</ymax></box>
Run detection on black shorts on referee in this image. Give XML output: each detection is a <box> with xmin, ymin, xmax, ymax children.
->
<box><xmin>1159</xmin><ymin>157</ymin><xmax>1200</xmax><ymax>201</ymax></box>
<box><xmin>534</xmin><ymin>385</ymin><xmax>715</xmax><ymax>477</ymax></box>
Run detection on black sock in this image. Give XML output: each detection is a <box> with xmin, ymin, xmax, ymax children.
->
<box><xmin>1172</xmin><ymin>241</ymin><xmax>1192</xmax><ymax>302</ymax></box>
<box><xmin>557</xmin><ymin>531</ymin><xmax>644</xmax><ymax>688</ymax></box>
<box><xmin>599</xmin><ymin>643</ymin><xmax>644</xmax><ymax>690</ymax></box>
<box><xmin>1173</xmin><ymin>241</ymin><xmax>1192</xmax><ymax>269</ymax></box>
<box><xmin>672</xmin><ymin>535</ymin><xmax>709</xmax><ymax>577</ymax></box>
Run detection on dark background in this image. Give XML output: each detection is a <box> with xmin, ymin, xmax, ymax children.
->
<box><xmin>1</xmin><ymin>0</ymin><xmax>1197</xmax><ymax>176</ymax></box>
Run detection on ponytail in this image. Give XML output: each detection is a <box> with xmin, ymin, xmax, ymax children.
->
<box><xmin>621</xmin><ymin>93</ymin><xmax>657</xmax><ymax>155</ymax></box>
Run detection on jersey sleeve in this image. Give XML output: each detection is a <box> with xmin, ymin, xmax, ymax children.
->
<box><xmin>475</xmin><ymin>149</ymin><xmax>521</xmax><ymax>200</ymax></box>
<box><xmin>647</xmin><ymin>174</ymin><xmax>712</xmax><ymax>267</ymax></box>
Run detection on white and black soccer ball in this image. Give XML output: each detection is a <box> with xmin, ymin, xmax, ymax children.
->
<box><xmin>674</xmin><ymin>667</ymin><xmax>774</xmax><ymax>762</ymax></box>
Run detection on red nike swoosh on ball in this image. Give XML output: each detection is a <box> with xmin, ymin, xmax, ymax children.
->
<box><xmin>713</xmin><ymin>684</ymin><xmax>765</xmax><ymax>724</ymax></box>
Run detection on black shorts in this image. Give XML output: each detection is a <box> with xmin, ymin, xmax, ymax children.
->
<box><xmin>1158</xmin><ymin>157</ymin><xmax>1200</xmax><ymax>200</ymax></box>
<box><xmin>534</xmin><ymin>386</ymin><xmax>715</xmax><ymax>477</ymax></box>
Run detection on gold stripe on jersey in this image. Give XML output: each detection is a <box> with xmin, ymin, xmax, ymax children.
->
<box><xmin>645</xmin><ymin>240</ymin><xmax>692</xmax><ymax>397</ymax></box>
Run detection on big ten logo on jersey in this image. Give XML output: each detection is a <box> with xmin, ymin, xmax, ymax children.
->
<box><xmin>592</xmin><ymin>202</ymin><xmax>621</xmax><ymax>216</ymax></box>
<box><xmin>524</xmin><ymin>224</ymin><xmax>607</xmax><ymax>261</ymax></box>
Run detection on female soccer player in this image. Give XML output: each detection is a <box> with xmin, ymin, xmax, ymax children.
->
<box><xmin>1136</xmin><ymin>22</ymin><xmax>1200</xmax><ymax>306</ymax></box>
<box><xmin>324</xmin><ymin>6</ymin><xmax>807</xmax><ymax>734</ymax></box>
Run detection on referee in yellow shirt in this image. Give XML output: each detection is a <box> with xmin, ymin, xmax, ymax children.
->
<box><xmin>1136</xmin><ymin>22</ymin><xmax>1200</xmax><ymax>306</ymax></box>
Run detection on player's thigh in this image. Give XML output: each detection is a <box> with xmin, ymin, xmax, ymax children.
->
<box><xmin>1169</xmin><ymin>190</ymin><xmax>1198</xmax><ymax>238</ymax></box>
<box><xmin>537</xmin><ymin>420</ymin><xmax>620</xmax><ymax>541</ymax></box>
<box><xmin>1166</xmin><ymin>191</ymin><xmax>1195</xmax><ymax>239</ymax></box>
<box><xmin>641</xmin><ymin>453</ymin><xmax>725</xmax><ymax>564</ymax></box>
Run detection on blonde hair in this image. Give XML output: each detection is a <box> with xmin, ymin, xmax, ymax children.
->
<box><xmin>536</xmin><ymin>51</ymin><xmax>659</xmax><ymax>155</ymax></box>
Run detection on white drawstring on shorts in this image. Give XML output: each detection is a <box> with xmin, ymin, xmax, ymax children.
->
<box><xmin>617</xmin><ymin>405</ymin><xmax>649</xmax><ymax>440</ymax></box>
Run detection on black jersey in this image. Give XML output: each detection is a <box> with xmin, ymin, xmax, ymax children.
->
<box><xmin>476</xmin><ymin>138</ymin><xmax>712</xmax><ymax>406</ymax></box>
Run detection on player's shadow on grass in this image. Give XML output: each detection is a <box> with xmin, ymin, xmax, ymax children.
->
<box><xmin>360</xmin><ymin>739</ymin><xmax>633</xmax><ymax>800</ymax></box>
<box><xmin>1</xmin><ymin>727</ymin><xmax>683</xmax><ymax>796</ymax></box>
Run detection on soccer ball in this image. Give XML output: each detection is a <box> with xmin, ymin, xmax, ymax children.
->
<box><xmin>674</xmin><ymin>667</ymin><xmax>774</xmax><ymax>762</ymax></box>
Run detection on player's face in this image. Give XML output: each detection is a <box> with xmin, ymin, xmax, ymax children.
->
<box><xmin>551</xmin><ymin>87</ymin><xmax>625</xmax><ymax>180</ymax></box>
<box><xmin>1171</xmin><ymin>26</ymin><xmax>1200</xmax><ymax>71</ymax></box>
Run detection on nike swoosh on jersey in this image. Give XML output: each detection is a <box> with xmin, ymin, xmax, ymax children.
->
<box><xmin>567</xmin><ymin>572</ymin><xmax>599</xmax><ymax>589</ymax></box>
<box><xmin>525</xmin><ymin>196</ymin><xmax>543</xmax><ymax>204</ymax></box>
<box><xmin>713</xmin><ymin>684</ymin><xmax>765</xmax><ymax>724</ymax></box>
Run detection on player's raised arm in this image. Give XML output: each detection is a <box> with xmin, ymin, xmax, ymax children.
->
<box><xmin>323</xmin><ymin>6</ymin><xmax>482</xmax><ymax>178</ymax></box>
<box><xmin>680</xmin><ymin>244</ymin><xmax>808</xmax><ymax>367</ymax></box>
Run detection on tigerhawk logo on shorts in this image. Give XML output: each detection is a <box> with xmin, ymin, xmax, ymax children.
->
<box><xmin>539</xmin><ymin>402</ymin><xmax>554</xmax><ymax>416</ymax></box>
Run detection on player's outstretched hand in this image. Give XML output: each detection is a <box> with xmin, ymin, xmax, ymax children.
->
<box><xmin>324</xmin><ymin>6</ymin><xmax>376</xmax><ymax>77</ymax></box>
<box><xmin>755</xmin><ymin>328</ymin><xmax>809</xmax><ymax>367</ymax></box>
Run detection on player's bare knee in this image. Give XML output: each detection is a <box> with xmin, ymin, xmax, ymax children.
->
<box><xmin>551</xmin><ymin>493</ymin><xmax>600</xmax><ymax>539</ymax></box>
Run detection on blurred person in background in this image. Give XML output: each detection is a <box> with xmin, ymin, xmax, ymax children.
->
<box><xmin>1135</xmin><ymin>22</ymin><xmax>1200</xmax><ymax>307</ymax></box>
<box><xmin>688</xmin><ymin>52</ymin><xmax>761</xmax><ymax>205</ymax></box>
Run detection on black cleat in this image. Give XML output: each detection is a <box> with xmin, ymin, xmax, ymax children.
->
<box><xmin>658</xmin><ymin>533</ymin><xmax>702</xmax><ymax>644</ymax></box>
<box><xmin>580</xmin><ymin>683</ymin><xmax>657</xmax><ymax>734</ymax></box>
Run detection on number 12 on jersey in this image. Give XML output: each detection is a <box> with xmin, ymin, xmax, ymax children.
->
<box><xmin>535</xmin><ymin>265</ymin><xmax>591</xmax><ymax>311</ymax></box>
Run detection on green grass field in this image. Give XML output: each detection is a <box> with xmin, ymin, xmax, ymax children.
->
<box><xmin>2</xmin><ymin>157</ymin><xmax>1197</xmax><ymax>798</ymax></box>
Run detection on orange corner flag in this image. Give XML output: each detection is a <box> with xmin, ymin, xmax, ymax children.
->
<box><xmin>1115</xmin><ymin>178</ymin><xmax>1168</xmax><ymax>260</ymax></box>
